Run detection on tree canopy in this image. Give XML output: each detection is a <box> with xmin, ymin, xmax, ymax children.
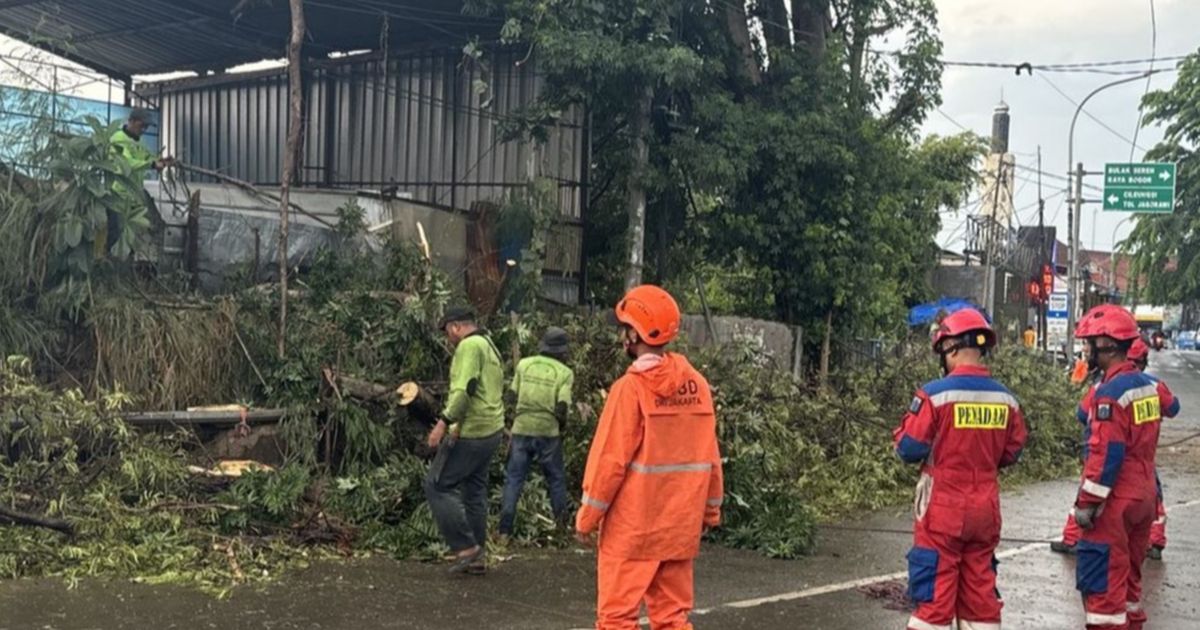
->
<box><xmin>466</xmin><ymin>0</ymin><xmax>983</xmax><ymax>341</ymax></box>
<box><xmin>1125</xmin><ymin>51</ymin><xmax>1200</xmax><ymax>305</ymax></box>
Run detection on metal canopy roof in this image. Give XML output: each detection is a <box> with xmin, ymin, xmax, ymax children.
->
<box><xmin>0</xmin><ymin>0</ymin><xmax>496</xmax><ymax>80</ymax></box>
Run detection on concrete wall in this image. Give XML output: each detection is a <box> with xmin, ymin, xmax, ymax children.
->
<box><xmin>930</xmin><ymin>266</ymin><xmax>989</xmax><ymax>307</ymax></box>
<box><xmin>930</xmin><ymin>264</ymin><xmax>1030</xmax><ymax>345</ymax></box>
<box><xmin>384</xmin><ymin>199</ymin><xmax>468</xmax><ymax>278</ymax></box>
<box><xmin>680</xmin><ymin>314</ymin><xmax>797</xmax><ymax>371</ymax></box>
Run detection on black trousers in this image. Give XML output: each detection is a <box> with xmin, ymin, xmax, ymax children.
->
<box><xmin>423</xmin><ymin>430</ymin><xmax>502</xmax><ymax>551</ymax></box>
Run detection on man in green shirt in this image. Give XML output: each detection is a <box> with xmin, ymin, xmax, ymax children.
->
<box><xmin>112</xmin><ymin>108</ymin><xmax>171</xmax><ymax>180</ymax></box>
<box><xmin>423</xmin><ymin>306</ymin><xmax>505</xmax><ymax>575</ymax></box>
<box><xmin>498</xmin><ymin>327</ymin><xmax>575</xmax><ymax>539</ymax></box>
<box><xmin>99</xmin><ymin>108</ymin><xmax>172</xmax><ymax>257</ymax></box>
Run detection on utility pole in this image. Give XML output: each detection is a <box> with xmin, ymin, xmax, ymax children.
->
<box><xmin>1070</xmin><ymin>161</ymin><xmax>1084</xmax><ymax>338</ymax></box>
<box><xmin>1038</xmin><ymin>145</ymin><xmax>1047</xmax><ymax>351</ymax></box>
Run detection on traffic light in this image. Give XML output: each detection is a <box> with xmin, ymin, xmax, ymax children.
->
<box><xmin>1041</xmin><ymin>264</ymin><xmax>1054</xmax><ymax>298</ymax></box>
<box><xmin>1027</xmin><ymin>278</ymin><xmax>1044</xmax><ymax>304</ymax></box>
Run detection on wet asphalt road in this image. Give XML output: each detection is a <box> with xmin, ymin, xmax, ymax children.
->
<box><xmin>3</xmin><ymin>351</ymin><xmax>1199</xmax><ymax>629</ymax></box>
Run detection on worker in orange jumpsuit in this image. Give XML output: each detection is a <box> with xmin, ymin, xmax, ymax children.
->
<box><xmin>1054</xmin><ymin>338</ymin><xmax>1176</xmax><ymax>560</ymax></box>
<box><xmin>1070</xmin><ymin>305</ymin><xmax>1177</xmax><ymax>630</ymax></box>
<box><xmin>575</xmin><ymin>285</ymin><xmax>724</xmax><ymax>630</ymax></box>
<box><xmin>894</xmin><ymin>307</ymin><xmax>1028</xmax><ymax>630</ymax></box>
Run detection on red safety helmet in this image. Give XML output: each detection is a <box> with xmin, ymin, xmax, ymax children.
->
<box><xmin>1075</xmin><ymin>304</ymin><xmax>1139</xmax><ymax>341</ymax></box>
<box><xmin>1128</xmin><ymin>338</ymin><xmax>1149</xmax><ymax>362</ymax></box>
<box><xmin>615</xmin><ymin>285</ymin><xmax>680</xmax><ymax>347</ymax></box>
<box><xmin>931</xmin><ymin>308</ymin><xmax>996</xmax><ymax>352</ymax></box>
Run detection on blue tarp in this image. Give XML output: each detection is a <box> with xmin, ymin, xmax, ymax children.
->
<box><xmin>907</xmin><ymin>298</ymin><xmax>989</xmax><ymax>327</ymax></box>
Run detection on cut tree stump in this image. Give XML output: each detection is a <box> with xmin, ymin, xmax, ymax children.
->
<box><xmin>397</xmin><ymin>381</ymin><xmax>439</xmax><ymax>427</ymax></box>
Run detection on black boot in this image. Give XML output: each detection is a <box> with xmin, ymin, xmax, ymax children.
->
<box><xmin>1050</xmin><ymin>540</ymin><xmax>1076</xmax><ymax>555</ymax></box>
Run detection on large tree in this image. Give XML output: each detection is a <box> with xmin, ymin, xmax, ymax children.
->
<box><xmin>1125</xmin><ymin>51</ymin><xmax>1200</xmax><ymax>305</ymax></box>
<box><xmin>467</xmin><ymin>1</ymin><xmax>980</xmax><ymax>361</ymax></box>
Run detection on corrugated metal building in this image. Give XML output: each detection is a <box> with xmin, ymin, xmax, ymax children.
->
<box><xmin>142</xmin><ymin>48</ymin><xmax>587</xmax><ymax>301</ymax></box>
<box><xmin>148</xmin><ymin>49</ymin><xmax>584</xmax><ymax>218</ymax></box>
<box><xmin>0</xmin><ymin>1</ymin><xmax>588</xmax><ymax>303</ymax></box>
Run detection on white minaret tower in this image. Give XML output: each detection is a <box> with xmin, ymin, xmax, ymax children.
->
<box><xmin>980</xmin><ymin>100</ymin><xmax>1016</xmax><ymax>226</ymax></box>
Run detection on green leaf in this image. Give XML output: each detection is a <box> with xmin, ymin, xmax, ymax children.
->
<box><xmin>64</xmin><ymin>217</ymin><xmax>83</xmax><ymax>248</ymax></box>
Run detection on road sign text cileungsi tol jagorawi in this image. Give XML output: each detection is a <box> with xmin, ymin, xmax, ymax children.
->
<box><xmin>1103</xmin><ymin>162</ymin><xmax>1177</xmax><ymax>213</ymax></box>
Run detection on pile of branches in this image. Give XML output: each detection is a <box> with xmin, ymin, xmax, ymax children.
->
<box><xmin>0</xmin><ymin>185</ymin><xmax>1087</xmax><ymax>583</ymax></box>
<box><xmin>0</xmin><ymin>355</ymin><xmax>362</xmax><ymax>594</ymax></box>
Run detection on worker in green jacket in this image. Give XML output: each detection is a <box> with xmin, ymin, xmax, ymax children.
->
<box><xmin>98</xmin><ymin>107</ymin><xmax>172</xmax><ymax>257</ymax></box>
<box><xmin>498</xmin><ymin>327</ymin><xmax>574</xmax><ymax>540</ymax></box>
<box><xmin>112</xmin><ymin>108</ymin><xmax>172</xmax><ymax>181</ymax></box>
<box><xmin>424</xmin><ymin>306</ymin><xmax>505</xmax><ymax>575</ymax></box>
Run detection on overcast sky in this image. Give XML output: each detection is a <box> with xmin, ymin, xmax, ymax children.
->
<box><xmin>1</xmin><ymin>1</ymin><xmax>1197</xmax><ymax>257</ymax></box>
<box><xmin>928</xmin><ymin>0</ymin><xmax>1200</xmax><ymax>254</ymax></box>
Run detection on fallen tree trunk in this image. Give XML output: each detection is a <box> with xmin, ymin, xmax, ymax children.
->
<box><xmin>120</xmin><ymin>409</ymin><xmax>286</xmax><ymax>427</ymax></box>
<box><xmin>0</xmin><ymin>505</ymin><xmax>75</xmax><ymax>536</ymax></box>
<box><xmin>250</xmin><ymin>284</ymin><xmax>414</xmax><ymax>303</ymax></box>
<box><xmin>323</xmin><ymin>369</ymin><xmax>394</xmax><ymax>402</ymax></box>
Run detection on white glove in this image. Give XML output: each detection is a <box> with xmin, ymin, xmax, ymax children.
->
<box><xmin>914</xmin><ymin>473</ymin><xmax>933</xmax><ymax>521</ymax></box>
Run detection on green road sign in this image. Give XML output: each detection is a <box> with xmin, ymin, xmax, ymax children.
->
<box><xmin>1103</xmin><ymin>162</ymin><xmax>1177</xmax><ymax>212</ymax></box>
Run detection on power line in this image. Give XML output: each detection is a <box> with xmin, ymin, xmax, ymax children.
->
<box><xmin>939</xmin><ymin>220</ymin><xmax>971</xmax><ymax>249</ymax></box>
<box><xmin>712</xmin><ymin>0</ymin><xmax>1187</xmax><ymax>76</ymax></box>
<box><xmin>950</xmin><ymin>63</ymin><xmax>1170</xmax><ymax>77</ymax></box>
<box><xmin>940</xmin><ymin>195</ymin><xmax>984</xmax><ymax>214</ymax></box>
<box><xmin>1047</xmin><ymin>196</ymin><xmax>1067</xmax><ymax>227</ymax></box>
<box><xmin>1013</xmin><ymin>170</ymin><xmax>1102</xmax><ymax>194</ymax></box>
<box><xmin>1038</xmin><ymin>73</ymin><xmax>1154</xmax><ymax>153</ymax></box>
<box><xmin>935</xmin><ymin>107</ymin><xmax>971</xmax><ymax>132</ymax></box>
<box><xmin>999</xmin><ymin>56</ymin><xmax>1186</xmax><ymax>69</ymax></box>
<box><xmin>1016</xmin><ymin>189</ymin><xmax>1066</xmax><ymax>224</ymax></box>
<box><xmin>1011</xmin><ymin>177</ymin><xmax>1032</xmax><ymax>224</ymax></box>
<box><xmin>1130</xmin><ymin>0</ymin><xmax>1157</xmax><ymax>161</ymax></box>
<box><xmin>350</xmin><ymin>0</ymin><xmax>503</xmax><ymax>21</ymax></box>
<box><xmin>875</xmin><ymin>48</ymin><xmax>1190</xmax><ymax>74</ymax></box>
<box><xmin>1013</xmin><ymin>164</ymin><xmax>1104</xmax><ymax>193</ymax></box>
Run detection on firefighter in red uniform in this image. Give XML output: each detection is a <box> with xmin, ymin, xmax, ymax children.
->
<box><xmin>1054</xmin><ymin>338</ymin><xmax>1176</xmax><ymax>559</ymax></box>
<box><xmin>1130</xmin><ymin>340</ymin><xmax>1175</xmax><ymax>560</ymax></box>
<box><xmin>1070</xmin><ymin>305</ymin><xmax>1178</xmax><ymax>630</ymax></box>
<box><xmin>894</xmin><ymin>308</ymin><xmax>1028</xmax><ymax>630</ymax></box>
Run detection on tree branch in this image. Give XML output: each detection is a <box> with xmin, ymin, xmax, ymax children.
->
<box><xmin>0</xmin><ymin>505</ymin><xmax>75</xmax><ymax>536</ymax></box>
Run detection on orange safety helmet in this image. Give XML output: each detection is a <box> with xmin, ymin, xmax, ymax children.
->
<box><xmin>1075</xmin><ymin>304</ymin><xmax>1139</xmax><ymax>341</ymax></box>
<box><xmin>931</xmin><ymin>308</ymin><xmax>996</xmax><ymax>352</ymax></box>
<box><xmin>1128</xmin><ymin>337</ymin><xmax>1149</xmax><ymax>362</ymax></box>
<box><xmin>615</xmin><ymin>285</ymin><xmax>681</xmax><ymax>347</ymax></box>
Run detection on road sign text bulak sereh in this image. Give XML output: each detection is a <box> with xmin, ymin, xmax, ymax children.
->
<box><xmin>1103</xmin><ymin>162</ymin><xmax>1177</xmax><ymax>213</ymax></box>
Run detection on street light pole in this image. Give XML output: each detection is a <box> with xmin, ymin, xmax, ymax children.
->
<box><xmin>1066</xmin><ymin>72</ymin><xmax>1151</xmax><ymax>344</ymax></box>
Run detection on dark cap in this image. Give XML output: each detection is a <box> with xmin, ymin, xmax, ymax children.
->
<box><xmin>539</xmin><ymin>327</ymin><xmax>569</xmax><ymax>355</ymax></box>
<box><xmin>128</xmin><ymin>107</ymin><xmax>155</xmax><ymax>125</ymax></box>
<box><xmin>438</xmin><ymin>306</ymin><xmax>476</xmax><ymax>331</ymax></box>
